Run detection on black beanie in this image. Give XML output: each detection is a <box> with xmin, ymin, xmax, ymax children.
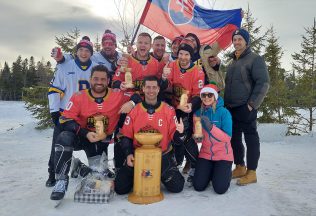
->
<box><xmin>177</xmin><ymin>39</ymin><xmax>194</xmax><ymax>57</ymax></box>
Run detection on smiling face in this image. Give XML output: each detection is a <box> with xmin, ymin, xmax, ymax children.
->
<box><xmin>152</xmin><ymin>38</ymin><xmax>166</xmax><ymax>59</ymax></box>
<box><xmin>90</xmin><ymin>71</ymin><xmax>108</xmax><ymax>96</ymax></box>
<box><xmin>77</xmin><ymin>47</ymin><xmax>91</xmax><ymax>62</ymax></box>
<box><xmin>102</xmin><ymin>38</ymin><xmax>116</xmax><ymax>57</ymax></box>
<box><xmin>178</xmin><ymin>50</ymin><xmax>191</xmax><ymax>68</ymax></box>
<box><xmin>136</xmin><ymin>35</ymin><xmax>151</xmax><ymax>59</ymax></box>
<box><xmin>142</xmin><ymin>80</ymin><xmax>160</xmax><ymax>103</ymax></box>
<box><xmin>233</xmin><ymin>35</ymin><xmax>247</xmax><ymax>53</ymax></box>
<box><xmin>201</xmin><ymin>93</ymin><xmax>215</xmax><ymax>106</ymax></box>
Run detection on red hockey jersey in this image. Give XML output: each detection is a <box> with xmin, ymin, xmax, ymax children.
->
<box><xmin>166</xmin><ymin>60</ymin><xmax>205</xmax><ymax>108</ymax></box>
<box><xmin>62</xmin><ymin>88</ymin><xmax>129</xmax><ymax>135</ymax></box>
<box><xmin>113</xmin><ymin>54</ymin><xmax>161</xmax><ymax>96</ymax></box>
<box><xmin>121</xmin><ymin>102</ymin><xmax>177</xmax><ymax>153</ymax></box>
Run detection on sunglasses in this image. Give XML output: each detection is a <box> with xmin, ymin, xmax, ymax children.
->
<box><xmin>201</xmin><ymin>93</ymin><xmax>214</xmax><ymax>98</ymax></box>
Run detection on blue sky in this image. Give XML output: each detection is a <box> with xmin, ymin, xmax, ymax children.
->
<box><xmin>0</xmin><ymin>0</ymin><xmax>315</xmax><ymax>71</ymax></box>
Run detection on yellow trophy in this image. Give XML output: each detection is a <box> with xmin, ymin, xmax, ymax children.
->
<box><xmin>179</xmin><ymin>90</ymin><xmax>189</xmax><ymax>107</ymax></box>
<box><xmin>124</xmin><ymin>67</ymin><xmax>134</xmax><ymax>89</ymax></box>
<box><xmin>193</xmin><ymin>116</ymin><xmax>203</xmax><ymax>140</ymax></box>
<box><xmin>94</xmin><ymin>115</ymin><xmax>107</xmax><ymax>141</ymax></box>
<box><xmin>128</xmin><ymin>132</ymin><xmax>164</xmax><ymax>204</ymax></box>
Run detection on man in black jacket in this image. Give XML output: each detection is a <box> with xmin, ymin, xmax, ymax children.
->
<box><xmin>224</xmin><ymin>28</ymin><xmax>269</xmax><ymax>185</ymax></box>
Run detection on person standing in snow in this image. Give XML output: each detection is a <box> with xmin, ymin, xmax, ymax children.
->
<box><xmin>224</xmin><ymin>28</ymin><xmax>269</xmax><ymax>185</ymax></box>
<box><xmin>192</xmin><ymin>83</ymin><xmax>233</xmax><ymax>194</ymax></box>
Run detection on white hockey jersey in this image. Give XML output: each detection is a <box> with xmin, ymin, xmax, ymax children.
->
<box><xmin>48</xmin><ymin>59</ymin><xmax>97</xmax><ymax>113</ymax></box>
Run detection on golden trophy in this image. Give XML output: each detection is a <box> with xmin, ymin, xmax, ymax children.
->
<box><xmin>193</xmin><ymin>116</ymin><xmax>203</xmax><ymax>140</ymax></box>
<box><xmin>128</xmin><ymin>132</ymin><xmax>164</xmax><ymax>204</ymax></box>
<box><xmin>94</xmin><ymin>115</ymin><xmax>107</xmax><ymax>141</ymax></box>
<box><xmin>179</xmin><ymin>90</ymin><xmax>189</xmax><ymax>107</ymax></box>
<box><xmin>124</xmin><ymin>68</ymin><xmax>134</xmax><ymax>89</ymax></box>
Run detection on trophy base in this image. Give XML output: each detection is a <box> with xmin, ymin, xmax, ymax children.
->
<box><xmin>128</xmin><ymin>192</ymin><xmax>164</xmax><ymax>204</ymax></box>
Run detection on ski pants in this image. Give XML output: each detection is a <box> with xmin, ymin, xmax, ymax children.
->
<box><xmin>114</xmin><ymin>149</ymin><xmax>184</xmax><ymax>195</ymax></box>
<box><xmin>193</xmin><ymin>158</ymin><xmax>232</xmax><ymax>194</ymax></box>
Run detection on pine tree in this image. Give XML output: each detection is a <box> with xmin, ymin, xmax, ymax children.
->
<box><xmin>94</xmin><ymin>34</ymin><xmax>101</xmax><ymax>52</ymax></box>
<box><xmin>11</xmin><ymin>56</ymin><xmax>24</xmax><ymax>100</ymax></box>
<box><xmin>55</xmin><ymin>27</ymin><xmax>80</xmax><ymax>55</ymax></box>
<box><xmin>291</xmin><ymin>19</ymin><xmax>316</xmax><ymax>133</ymax></box>
<box><xmin>259</xmin><ymin>26</ymin><xmax>293</xmax><ymax>123</ymax></box>
<box><xmin>241</xmin><ymin>4</ymin><xmax>267</xmax><ymax>55</ymax></box>
<box><xmin>0</xmin><ymin>62</ymin><xmax>12</xmax><ymax>100</ymax></box>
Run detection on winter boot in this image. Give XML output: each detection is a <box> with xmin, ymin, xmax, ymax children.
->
<box><xmin>182</xmin><ymin>160</ymin><xmax>191</xmax><ymax>174</ymax></box>
<box><xmin>237</xmin><ymin>170</ymin><xmax>257</xmax><ymax>186</ymax></box>
<box><xmin>232</xmin><ymin>165</ymin><xmax>247</xmax><ymax>179</ymax></box>
<box><xmin>45</xmin><ymin>172</ymin><xmax>56</xmax><ymax>187</ymax></box>
<box><xmin>50</xmin><ymin>177</ymin><xmax>69</xmax><ymax>200</ymax></box>
<box><xmin>70</xmin><ymin>157</ymin><xmax>92</xmax><ymax>178</ymax></box>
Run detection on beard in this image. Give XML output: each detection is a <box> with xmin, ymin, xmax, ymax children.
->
<box><xmin>91</xmin><ymin>84</ymin><xmax>107</xmax><ymax>94</ymax></box>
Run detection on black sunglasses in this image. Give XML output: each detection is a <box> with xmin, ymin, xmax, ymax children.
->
<box><xmin>201</xmin><ymin>93</ymin><xmax>214</xmax><ymax>98</ymax></box>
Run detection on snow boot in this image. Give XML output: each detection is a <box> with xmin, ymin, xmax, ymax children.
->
<box><xmin>232</xmin><ymin>165</ymin><xmax>247</xmax><ymax>179</ymax></box>
<box><xmin>50</xmin><ymin>177</ymin><xmax>69</xmax><ymax>200</ymax></box>
<box><xmin>237</xmin><ymin>170</ymin><xmax>257</xmax><ymax>186</ymax></box>
<box><xmin>70</xmin><ymin>157</ymin><xmax>92</xmax><ymax>178</ymax></box>
<box><xmin>45</xmin><ymin>172</ymin><xmax>56</xmax><ymax>187</ymax></box>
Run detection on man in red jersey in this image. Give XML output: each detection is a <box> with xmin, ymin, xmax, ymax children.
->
<box><xmin>113</xmin><ymin>32</ymin><xmax>162</xmax><ymax>106</ymax></box>
<box><xmin>160</xmin><ymin>39</ymin><xmax>205</xmax><ymax>181</ymax></box>
<box><xmin>50</xmin><ymin>65</ymin><xmax>130</xmax><ymax>201</ymax></box>
<box><xmin>114</xmin><ymin>76</ymin><xmax>185</xmax><ymax>194</ymax></box>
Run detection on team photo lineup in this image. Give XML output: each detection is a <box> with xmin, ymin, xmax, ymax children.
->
<box><xmin>46</xmin><ymin>2</ymin><xmax>269</xmax><ymax>203</ymax></box>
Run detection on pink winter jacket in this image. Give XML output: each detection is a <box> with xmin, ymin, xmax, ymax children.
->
<box><xmin>198</xmin><ymin>125</ymin><xmax>234</xmax><ymax>162</ymax></box>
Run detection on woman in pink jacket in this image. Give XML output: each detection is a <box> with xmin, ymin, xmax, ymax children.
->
<box><xmin>192</xmin><ymin>83</ymin><xmax>233</xmax><ymax>194</ymax></box>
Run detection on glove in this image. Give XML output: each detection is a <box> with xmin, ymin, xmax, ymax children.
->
<box><xmin>201</xmin><ymin>116</ymin><xmax>213</xmax><ymax>132</ymax></box>
<box><xmin>51</xmin><ymin>111</ymin><xmax>61</xmax><ymax>126</ymax></box>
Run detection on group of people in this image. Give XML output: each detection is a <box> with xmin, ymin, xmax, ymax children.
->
<box><xmin>46</xmin><ymin>27</ymin><xmax>269</xmax><ymax>201</ymax></box>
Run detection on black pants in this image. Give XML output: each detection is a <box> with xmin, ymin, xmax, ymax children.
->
<box><xmin>114</xmin><ymin>150</ymin><xmax>184</xmax><ymax>194</ymax></box>
<box><xmin>173</xmin><ymin>109</ymin><xmax>194</xmax><ymax>166</ymax></box>
<box><xmin>54</xmin><ymin>131</ymin><xmax>109</xmax><ymax>179</ymax></box>
<box><xmin>193</xmin><ymin>158</ymin><xmax>232</xmax><ymax>194</ymax></box>
<box><xmin>228</xmin><ymin>104</ymin><xmax>260</xmax><ymax>170</ymax></box>
<box><xmin>48</xmin><ymin>125</ymin><xmax>62</xmax><ymax>174</ymax></box>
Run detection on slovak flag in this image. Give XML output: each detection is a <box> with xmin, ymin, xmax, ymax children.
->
<box><xmin>140</xmin><ymin>0</ymin><xmax>242</xmax><ymax>49</ymax></box>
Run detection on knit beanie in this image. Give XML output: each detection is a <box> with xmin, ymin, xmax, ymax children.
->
<box><xmin>232</xmin><ymin>28</ymin><xmax>250</xmax><ymax>45</ymax></box>
<box><xmin>102</xmin><ymin>29</ymin><xmax>117</xmax><ymax>45</ymax></box>
<box><xmin>76</xmin><ymin>36</ymin><xmax>93</xmax><ymax>55</ymax></box>
<box><xmin>177</xmin><ymin>39</ymin><xmax>195</xmax><ymax>57</ymax></box>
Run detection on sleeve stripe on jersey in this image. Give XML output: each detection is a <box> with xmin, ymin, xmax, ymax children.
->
<box><xmin>48</xmin><ymin>86</ymin><xmax>65</xmax><ymax>97</ymax></box>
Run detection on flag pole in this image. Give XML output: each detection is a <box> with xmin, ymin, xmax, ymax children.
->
<box><xmin>130</xmin><ymin>0</ymin><xmax>152</xmax><ymax>45</ymax></box>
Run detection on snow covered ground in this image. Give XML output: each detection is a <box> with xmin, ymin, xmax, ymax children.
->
<box><xmin>0</xmin><ymin>101</ymin><xmax>315</xmax><ymax>216</ymax></box>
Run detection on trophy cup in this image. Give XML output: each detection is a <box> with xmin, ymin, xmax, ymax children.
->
<box><xmin>128</xmin><ymin>132</ymin><xmax>164</xmax><ymax>204</ymax></box>
<box><xmin>179</xmin><ymin>90</ymin><xmax>189</xmax><ymax>107</ymax></box>
<box><xmin>124</xmin><ymin>67</ymin><xmax>134</xmax><ymax>89</ymax></box>
<box><xmin>193</xmin><ymin>116</ymin><xmax>203</xmax><ymax>141</ymax></box>
<box><xmin>94</xmin><ymin>115</ymin><xmax>107</xmax><ymax>141</ymax></box>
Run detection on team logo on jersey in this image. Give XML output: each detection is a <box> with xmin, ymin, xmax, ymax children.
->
<box><xmin>168</xmin><ymin>0</ymin><xmax>195</xmax><ymax>25</ymax></box>
<box><xmin>138</xmin><ymin>125</ymin><xmax>160</xmax><ymax>134</ymax></box>
<box><xmin>67</xmin><ymin>71</ymin><xmax>75</xmax><ymax>75</ymax></box>
<box><xmin>141</xmin><ymin>169</ymin><xmax>153</xmax><ymax>178</ymax></box>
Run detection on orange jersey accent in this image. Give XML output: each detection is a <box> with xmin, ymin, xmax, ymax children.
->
<box><xmin>62</xmin><ymin>88</ymin><xmax>129</xmax><ymax>135</ymax></box>
<box><xmin>121</xmin><ymin>102</ymin><xmax>177</xmax><ymax>153</ymax></box>
<box><xmin>167</xmin><ymin>60</ymin><xmax>205</xmax><ymax>107</ymax></box>
<box><xmin>113</xmin><ymin>55</ymin><xmax>161</xmax><ymax>94</ymax></box>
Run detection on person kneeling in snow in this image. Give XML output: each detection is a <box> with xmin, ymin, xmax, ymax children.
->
<box><xmin>192</xmin><ymin>83</ymin><xmax>233</xmax><ymax>194</ymax></box>
<box><xmin>50</xmin><ymin>65</ymin><xmax>132</xmax><ymax>201</ymax></box>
